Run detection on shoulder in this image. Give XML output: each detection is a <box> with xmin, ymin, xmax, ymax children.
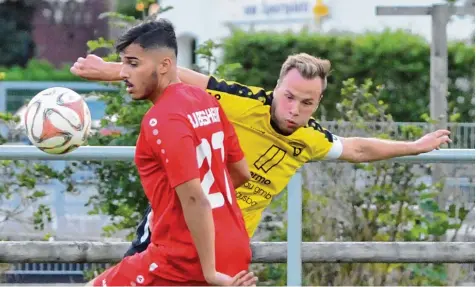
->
<box><xmin>142</xmin><ymin>105</ymin><xmax>165</xmax><ymax>130</ymax></box>
<box><xmin>294</xmin><ymin>118</ymin><xmax>344</xmax><ymax>160</ymax></box>
<box><xmin>305</xmin><ymin>118</ymin><xmax>335</xmax><ymax>142</ymax></box>
<box><xmin>142</xmin><ymin>102</ymin><xmax>185</xmax><ymax>129</ymax></box>
<box><xmin>295</xmin><ymin>117</ymin><xmax>336</xmax><ymax>145</ymax></box>
<box><xmin>206</xmin><ymin>76</ymin><xmax>273</xmax><ymax>106</ymax></box>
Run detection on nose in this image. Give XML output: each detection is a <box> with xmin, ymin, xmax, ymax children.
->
<box><xmin>119</xmin><ymin>66</ymin><xmax>129</xmax><ymax>79</ymax></box>
<box><xmin>289</xmin><ymin>101</ymin><xmax>299</xmax><ymax>116</ymax></box>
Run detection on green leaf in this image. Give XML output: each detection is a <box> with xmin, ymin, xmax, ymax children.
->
<box><xmin>419</xmin><ymin>199</ymin><xmax>440</xmax><ymax>213</ymax></box>
<box><xmin>458</xmin><ymin>206</ymin><xmax>470</xmax><ymax>222</ymax></box>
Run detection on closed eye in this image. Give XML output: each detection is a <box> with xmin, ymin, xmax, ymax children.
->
<box><xmin>128</xmin><ymin>61</ymin><xmax>138</xmax><ymax>67</ymax></box>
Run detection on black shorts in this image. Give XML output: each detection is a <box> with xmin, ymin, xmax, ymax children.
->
<box><xmin>124</xmin><ymin>204</ymin><xmax>152</xmax><ymax>258</ymax></box>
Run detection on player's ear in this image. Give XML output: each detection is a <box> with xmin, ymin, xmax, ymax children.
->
<box><xmin>313</xmin><ymin>103</ymin><xmax>320</xmax><ymax>113</ymax></box>
<box><xmin>157</xmin><ymin>57</ymin><xmax>172</xmax><ymax>74</ymax></box>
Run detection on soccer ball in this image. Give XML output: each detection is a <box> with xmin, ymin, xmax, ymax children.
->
<box><xmin>24</xmin><ymin>87</ymin><xmax>92</xmax><ymax>154</ymax></box>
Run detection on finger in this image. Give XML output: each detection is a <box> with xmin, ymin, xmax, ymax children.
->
<box><xmin>231</xmin><ymin>270</ymin><xmax>247</xmax><ymax>282</ymax></box>
<box><xmin>70</xmin><ymin>65</ymin><xmax>83</xmax><ymax>75</ymax></box>
<box><xmin>77</xmin><ymin>57</ymin><xmax>85</xmax><ymax>63</ymax></box>
<box><xmin>242</xmin><ymin>276</ymin><xmax>258</xmax><ymax>286</ymax></box>
<box><xmin>435</xmin><ymin>129</ymin><xmax>451</xmax><ymax>137</ymax></box>
<box><xmin>232</xmin><ymin>271</ymin><xmax>253</xmax><ymax>285</ymax></box>
<box><xmin>236</xmin><ymin>272</ymin><xmax>255</xmax><ymax>285</ymax></box>
<box><xmin>73</xmin><ymin>62</ymin><xmax>84</xmax><ymax>70</ymax></box>
<box><xmin>442</xmin><ymin>135</ymin><xmax>453</xmax><ymax>143</ymax></box>
<box><xmin>86</xmin><ymin>54</ymin><xmax>99</xmax><ymax>59</ymax></box>
<box><xmin>70</xmin><ymin>66</ymin><xmax>79</xmax><ymax>74</ymax></box>
<box><xmin>440</xmin><ymin>135</ymin><xmax>451</xmax><ymax>144</ymax></box>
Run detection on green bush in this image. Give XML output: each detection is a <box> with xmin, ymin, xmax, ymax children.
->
<box><xmin>0</xmin><ymin>112</ymin><xmax>75</xmax><ymax>235</ymax></box>
<box><xmin>0</xmin><ymin>0</ymin><xmax>36</xmax><ymax>67</ymax></box>
<box><xmin>255</xmin><ymin>79</ymin><xmax>472</xmax><ymax>286</ymax></box>
<box><xmin>222</xmin><ymin>29</ymin><xmax>475</xmax><ymax>122</ymax></box>
<box><xmin>0</xmin><ymin>59</ymin><xmax>83</xmax><ymax>81</ymax></box>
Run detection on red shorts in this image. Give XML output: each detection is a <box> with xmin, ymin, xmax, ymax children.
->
<box><xmin>91</xmin><ymin>252</ymin><xmax>208</xmax><ymax>286</ymax></box>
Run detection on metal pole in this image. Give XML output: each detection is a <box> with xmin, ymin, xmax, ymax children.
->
<box><xmin>430</xmin><ymin>4</ymin><xmax>449</xmax><ymax>132</ymax></box>
<box><xmin>287</xmin><ymin>171</ymin><xmax>302</xmax><ymax>286</ymax></box>
<box><xmin>0</xmin><ymin>146</ymin><xmax>474</xmax><ymax>163</ymax></box>
<box><xmin>430</xmin><ymin>4</ymin><xmax>450</xmax><ymax>209</ymax></box>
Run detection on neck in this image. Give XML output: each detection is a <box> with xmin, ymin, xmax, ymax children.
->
<box><xmin>270</xmin><ymin>104</ymin><xmax>288</xmax><ymax>135</ymax></box>
<box><xmin>150</xmin><ymin>70</ymin><xmax>181</xmax><ymax>104</ymax></box>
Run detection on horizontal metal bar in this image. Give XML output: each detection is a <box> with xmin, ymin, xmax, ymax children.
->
<box><xmin>0</xmin><ymin>81</ymin><xmax>118</xmax><ymax>91</ymax></box>
<box><xmin>376</xmin><ymin>6</ymin><xmax>433</xmax><ymax>15</ymax></box>
<box><xmin>0</xmin><ymin>145</ymin><xmax>134</xmax><ymax>161</ymax></box>
<box><xmin>376</xmin><ymin>5</ymin><xmax>474</xmax><ymax>16</ymax></box>
<box><xmin>3</xmin><ymin>270</ymin><xmax>84</xmax><ymax>275</ymax></box>
<box><xmin>0</xmin><ymin>145</ymin><xmax>473</xmax><ymax>163</ymax></box>
<box><xmin>0</xmin><ymin>241</ymin><xmax>472</xmax><ymax>263</ymax></box>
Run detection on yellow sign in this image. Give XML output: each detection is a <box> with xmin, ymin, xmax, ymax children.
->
<box><xmin>313</xmin><ymin>0</ymin><xmax>329</xmax><ymax>18</ymax></box>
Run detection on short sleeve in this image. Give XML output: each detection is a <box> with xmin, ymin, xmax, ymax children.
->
<box><xmin>321</xmin><ymin>133</ymin><xmax>344</xmax><ymax>160</ymax></box>
<box><xmin>143</xmin><ymin>113</ymin><xmax>200</xmax><ymax>188</ymax></box>
<box><xmin>206</xmin><ymin>76</ymin><xmax>273</xmax><ymax>120</ymax></box>
<box><xmin>309</xmin><ymin>120</ymin><xmax>343</xmax><ymax>160</ymax></box>
<box><xmin>218</xmin><ymin>105</ymin><xmax>244</xmax><ymax>163</ymax></box>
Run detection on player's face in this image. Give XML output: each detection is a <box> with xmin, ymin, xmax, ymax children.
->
<box><xmin>271</xmin><ymin>69</ymin><xmax>323</xmax><ymax>135</ymax></box>
<box><xmin>119</xmin><ymin>44</ymin><xmax>160</xmax><ymax>101</ymax></box>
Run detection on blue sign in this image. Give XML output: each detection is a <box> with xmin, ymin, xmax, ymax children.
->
<box><xmin>244</xmin><ymin>1</ymin><xmax>310</xmax><ymax>17</ymax></box>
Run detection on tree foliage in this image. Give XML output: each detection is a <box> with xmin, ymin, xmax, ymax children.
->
<box><xmin>254</xmin><ymin>79</ymin><xmax>474</xmax><ymax>286</ymax></box>
<box><xmin>0</xmin><ymin>0</ymin><xmax>36</xmax><ymax>67</ymax></box>
<box><xmin>221</xmin><ymin>29</ymin><xmax>475</xmax><ymax>123</ymax></box>
<box><xmin>0</xmin><ymin>112</ymin><xmax>75</xmax><ymax>237</ymax></box>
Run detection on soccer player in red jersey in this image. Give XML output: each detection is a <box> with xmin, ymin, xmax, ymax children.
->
<box><xmin>87</xmin><ymin>19</ymin><xmax>257</xmax><ymax>287</ymax></box>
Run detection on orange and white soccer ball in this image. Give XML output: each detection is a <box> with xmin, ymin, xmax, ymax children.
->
<box><xmin>24</xmin><ymin>87</ymin><xmax>92</xmax><ymax>154</ymax></box>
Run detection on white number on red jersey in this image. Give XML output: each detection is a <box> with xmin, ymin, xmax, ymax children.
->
<box><xmin>196</xmin><ymin>131</ymin><xmax>232</xmax><ymax>209</ymax></box>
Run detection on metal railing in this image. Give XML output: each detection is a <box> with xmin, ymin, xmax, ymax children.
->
<box><xmin>0</xmin><ymin>146</ymin><xmax>475</xmax><ymax>286</ymax></box>
<box><xmin>0</xmin><ymin>81</ymin><xmax>117</xmax><ymax>113</ymax></box>
<box><xmin>321</xmin><ymin>121</ymin><xmax>475</xmax><ymax>149</ymax></box>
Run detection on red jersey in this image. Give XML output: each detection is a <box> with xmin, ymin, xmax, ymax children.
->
<box><xmin>134</xmin><ymin>82</ymin><xmax>251</xmax><ymax>282</ymax></box>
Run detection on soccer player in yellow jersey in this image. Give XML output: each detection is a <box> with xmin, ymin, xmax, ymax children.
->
<box><xmin>71</xmin><ymin>52</ymin><xmax>451</xmax><ymax>254</ymax></box>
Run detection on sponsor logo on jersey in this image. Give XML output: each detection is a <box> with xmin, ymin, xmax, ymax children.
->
<box><xmin>187</xmin><ymin>107</ymin><xmax>220</xmax><ymax>128</ymax></box>
<box><xmin>250</xmin><ymin>171</ymin><xmax>272</xmax><ymax>185</ymax></box>
<box><xmin>254</xmin><ymin>145</ymin><xmax>286</xmax><ymax>173</ymax></box>
<box><xmin>289</xmin><ymin>141</ymin><xmax>306</xmax><ymax>156</ymax></box>
<box><xmin>236</xmin><ymin>192</ymin><xmax>258</xmax><ymax>206</ymax></box>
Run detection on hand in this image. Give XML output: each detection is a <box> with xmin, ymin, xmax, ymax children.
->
<box><xmin>70</xmin><ymin>54</ymin><xmax>112</xmax><ymax>81</ymax></box>
<box><xmin>205</xmin><ymin>270</ymin><xmax>258</xmax><ymax>286</ymax></box>
<box><xmin>412</xmin><ymin>129</ymin><xmax>452</xmax><ymax>153</ymax></box>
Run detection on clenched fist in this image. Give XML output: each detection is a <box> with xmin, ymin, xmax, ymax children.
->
<box><xmin>70</xmin><ymin>54</ymin><xmax>121</xmax><ymax>81</ymax></box>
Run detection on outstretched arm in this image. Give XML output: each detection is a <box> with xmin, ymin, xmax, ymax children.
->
<box><xmin>338</xmin><ymin>129</ymin><xmax>452</xmax><ymax>163</ymax></box>
<box><xmin>177</xmin><ymin>66</ymin><xmax>210</xmax><ymax>90</ymax></box>
<box><xmin>70</xmin><ymin>54</ymin><xmax>210</xmax><ymax>88</ymax></box>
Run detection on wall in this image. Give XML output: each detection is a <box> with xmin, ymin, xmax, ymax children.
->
<box><xmin>32</xmin><ymin>0</ymin><xmax>110</xmax><ymax>67</ymax></box>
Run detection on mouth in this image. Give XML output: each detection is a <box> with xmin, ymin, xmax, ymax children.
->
<box><xmin>124</xmin><ymin>80</ymin><xmax>134</xmax><ymax>92</ymax></box>
<box><xmin>285</xmin><ymin>120</ymin><xmax>298</xmax><ymax>127</ymax></box>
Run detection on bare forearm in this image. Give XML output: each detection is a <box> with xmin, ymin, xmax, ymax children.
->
<box><xmin>229</xmin><ymin>171</ymin><xmax>249</xmax><ymax>188</ymax></box>
<box><xmin>103</xmin><ymin>62</ymin><xmax>123</xmax><ymax>81</ymax></box>
<box><xmin>227</xmin><ymin>159</ymin><xmax>251</xmax><ymax>188</ymax></box>
<box><xmin>347</xmin><ymin>137</ymin><xmax>420</xmax><ymax>162</ymax></box>
<box><xmin>181</xmin><ymin>196</ymin><xmax>216</xmax><ymax>277</ymax></box>
<box><xmin>177</xmin><ymin>67</ymin><xmax>210</xmax><ymax>90</ymax></box>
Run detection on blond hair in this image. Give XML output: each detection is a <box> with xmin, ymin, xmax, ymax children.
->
<box><xmin>278</xmin><ymin>53</ymin><xmax>331</xmax><ymax>94</ymax></box>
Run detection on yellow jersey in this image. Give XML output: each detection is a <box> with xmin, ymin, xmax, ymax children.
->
<box><xmin>206</xmin><ymin>76</ymin><xmax>343</xmax><ymax>237</ymax></box>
